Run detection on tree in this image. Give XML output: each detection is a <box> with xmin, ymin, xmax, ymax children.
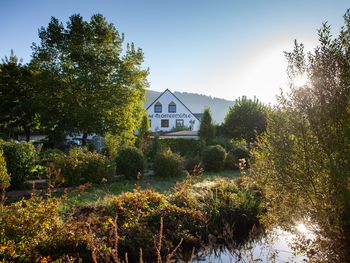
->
<box><xmin>222</xmin><ymin>96</ymin><xmax>267</xmax><ymax>143</ymax></box>
<box><xmin>198</xmin><ymin>108</ymin><xmax>215</xmax><ymax>145</ymax></box>
<box><xmin>253</xmin><ymin>11</ymin><xmax>350</xmax><ymax>261</ymax></box>
<box><xmin>32</xmin><ymin>14</ymin><xmax>148</xmax><ymax>145</ymax></box>
<box><xmin>135</xmin><ymin>112</ymin><xmax>150</xmax><ymax>149</ymax></box>
<box><xmin>0</xmin><ymin>51</ymin><xmax>41</xmax><ymax>141</ymax></box>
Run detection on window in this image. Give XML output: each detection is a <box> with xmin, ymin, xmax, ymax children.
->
<box><xmin>161</xmin><ymin>119</ymin><xmax>169</xmax><ymax>128</ymax></box>
<box><xmin>168</xmin><ymin>101</ymin><xmax>176</xmax><ymax>113</ymax></box>
<box><xmin>176</xmin><ymin>119</ymin><xmax>184</xmax><ymax>127</ymax></box>
<box><xmin>149</xmin><ymin>119</ymin><xmax>151</xmax><ymax>128</ymax></box>
<box><xmin>154</xmin><ymin>101</ymin><xmax>162</xmax><ymax>113</ymax></box>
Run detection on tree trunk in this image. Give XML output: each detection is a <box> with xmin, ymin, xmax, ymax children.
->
<box><xmin>24</xmin><ymin>127</ymin><xmax>31</xmax><ymax>142</ymax></box>
<box><xmin>82</xmin><ymin>132</ymin><xmax>88</xmax><ymax>147</ymax></box>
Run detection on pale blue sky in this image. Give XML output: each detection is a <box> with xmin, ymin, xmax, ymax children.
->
<box><xmin>0</xmin><ymin>1</ymin><xmax>348</xmax><ymax>103</ymax></box>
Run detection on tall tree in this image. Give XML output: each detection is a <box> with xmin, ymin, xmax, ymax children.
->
<box><xmin>0</xmin><ymin>51</ymin><xmax>41</xmax><ymax>141</ymax></box>
<box><xmin>32</xmin><ymin>14</ymin><xmax>148</xmax><ymax>145</ymax></box>
<box><xmin>222</xmin><ymin>96</ymin><xmax>267</xmax><ymax>143</ymax></box>
<box><xmin>253</xmin><ymin>11</ymin><xmax>350</xmax><ymax>261</ymax></box>
<box><xmin>198</xmin><ymin>108</ymin><xmax>215</xmax><ymax>145</ymax></box>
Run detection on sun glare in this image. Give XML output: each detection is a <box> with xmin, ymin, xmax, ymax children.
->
<box><xmin>296</xmin><ymin>223</ymin><xmax>309</xmax><ymax>234</ymax></box>
<box><xmin>293</xmin><ymin>73</ymin><xmax>308</xmax><ymax>87</ymax></box>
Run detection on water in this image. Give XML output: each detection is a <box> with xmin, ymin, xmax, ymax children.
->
<box><xmin>191</xmin><ymin>228</ymin><xmax>308</xmax><ymax>263</ymax></box>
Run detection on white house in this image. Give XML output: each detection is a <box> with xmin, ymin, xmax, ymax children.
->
<box><xmin>146</xmin><ymin>89</ymin><xmax>201</xmax><ymax>132</ymax></box>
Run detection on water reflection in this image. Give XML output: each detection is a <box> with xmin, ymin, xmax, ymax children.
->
<box><xmin>189</xmin><ymin>228</ymin><xmax>308</xmax><ymax>263</ymax></box>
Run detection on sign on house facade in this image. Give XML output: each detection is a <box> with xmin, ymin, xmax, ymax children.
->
<box><xmin>146</xmin><ymin>89</ymin><xmax>201</xmax><ymax>132</ymax></box>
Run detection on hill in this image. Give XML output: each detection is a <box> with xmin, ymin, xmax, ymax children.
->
<box><xmin>145</xmin><ymin>90</ymin><xmax>234</xmax><ymax>124</ymax></box>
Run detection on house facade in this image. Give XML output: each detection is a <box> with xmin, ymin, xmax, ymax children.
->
<box><xmin>146</xmin><ymin>89</ymin><xmax>201</xmax><ymax>132</ymax></box>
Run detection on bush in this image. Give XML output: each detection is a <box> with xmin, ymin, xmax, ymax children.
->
<box><xmin>115</xmin><ymin>146</ymin><xmax>144</xmax><ymax>179</ymax></box>
<box><xmin>184</xmin><ymin>155</ymin><xmax>202</xmax><ymax>172</ymax></box>
<box><xmin>153</xmin><ymin>148</ymin><xmax>184</xmax><ymax>177</ymax></box>
<box><xmin>224</xmin><ymin>151</ymin><xmax>238</xmax><ymax>170</ymax></box>
<box><xmin>39</xmin><ymin>148</ymin><xmax>65</xmax><ymax>166</ymax></box>
<box><xmin>224</xmin><ymin>143</ymin><xmax>250</xmax><ymax>170</ymax></box>
<box><xmin>0</xmin><ymin>150</ymin><xmax>10</xmax><ymax>189</ymax></box>
<box><xmin>201</xmin><ymin>145</ymin><xmax>226</xmax><ymax>171</ymax></box>
<box><xmin>53</xmin><ymin>148</ymin><xmax>114</xmax><ymax>185</ymax></box>
<box><xmin>0</xmin><ymin>196</ymin><xmax>62</xmax><ymax>261</ymax></box>
<box><xmin>0</xmin><ymin>141</ymin><xmax>38</xmax><ymax>189</ymax></box>
<box><xmin>231</xmin><ymin>143</ymin><xmax>250</xmax><ymax>161</ymax></box>
<box><xmin>158</xmin><ymin>138</ymin><xmax>204</xmax><ymax>157</ymax></box>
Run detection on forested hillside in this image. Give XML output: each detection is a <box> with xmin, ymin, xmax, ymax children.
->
<box><xmin>145</xmin><ymin>90</ymin><xmax>234</xmax><ymax>124</ymax></box>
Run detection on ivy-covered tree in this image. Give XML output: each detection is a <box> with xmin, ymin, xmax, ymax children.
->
<box><xmin>32</xmin><ymin>14</ymin><xmax>149</xmax><ymax>145</ymax></box>
<box><xmin>222</xmin><ymin>96</ymin><xmax>267</xmax><ymax>143</ymax></box>
<box><xmin>0</xmin><ymin>51</ymin><xmax>41</xmax><ymax>141</ymax></box>
<box><xmin>198</xmin><ymin>108</ymin><xmax>215</xmax><ymax>145</ymax></box>
<box><xmin>253</xmin><ymin>11</ymin><xmax>350</xmax><ymax>261</ymax></box>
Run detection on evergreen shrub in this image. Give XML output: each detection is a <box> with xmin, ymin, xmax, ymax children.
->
<box><xmin>115</xmin><ymin>146</ymin><xmax>144</xmax><ymax>179</ymax></box>
<box><xmin>153</xmin><ymin>148</ymin><xmax>184</xmax><ymax>177</ymax></box>
<box><xmin>157</xmin><ymin>138</ymin><xmax>204</xmax><ymax>157</ymax></box>
<box><xmin>184</xmin><ymin>155</ymin><xmax>202</xmax><ymax>172</ymax></box>
<box><xmin>0</xmin><ymin>140</ymin><xmax>38</xmax><ymax>189</ymax></box>
<box><xmin>54</xmin><ymin>148</ymin><xmax>114</xmax><ymax>185</ymax></box>
<box><xmin>202</xmin><ymin>145</ymin><xmax>226</xmax><ymax>171</ymax></box>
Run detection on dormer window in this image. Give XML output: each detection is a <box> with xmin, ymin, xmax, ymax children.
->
<box><xmin>154</xmin><ymin>101</ymin><xmax>162</xmax><ymax>113</ymax></box>
<box><xmin>168</xmin><ymin>101</ymin><xmax>176</xmax><ymax>113</ymax></box>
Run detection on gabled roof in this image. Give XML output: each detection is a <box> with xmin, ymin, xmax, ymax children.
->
<box><xmin>146</xmin><ymin>89</ymin><xmax>201</xmax><ymax>122</ymax></box>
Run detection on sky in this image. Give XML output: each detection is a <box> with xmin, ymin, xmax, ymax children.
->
<box><xmin>0</xmin><ymin>1</ymin><xmax>348</xmax><ymax>104</ymax></box>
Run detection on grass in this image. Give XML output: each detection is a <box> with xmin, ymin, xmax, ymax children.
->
<box><xmin>67</xmin><ymin>169</ymin><xmax>241</xmax><ymax>206</ymax></box>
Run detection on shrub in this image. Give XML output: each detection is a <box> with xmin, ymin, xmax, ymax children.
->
<box><xmin>115</xmin><ymin>146</ymin><xmax>144</xmax><ymax>179</ymax></box>
<box><xmin>0</xmin><ymin>150</ymin><xmax>10</xmax><ymax>189</ymax></box>
<box><xmin>184</xmin><ymin>155</ymin><xmax>202</xmax><ymax>172</ymax></box>
<box><xmin>53</xmin><ymin>148</ymin><xmax>114</xmax><ymax>185</ymax></box>
<box><xmin>0</xmin><ymin>140</ymin><xmax>38</xmax><ymax>189</ymax></box>
<box><xmin>39</xmin><ymin>148</ymin><xmax>65</xmax><ymax>166</ymax></box>
<box><xmin>201</xmin><ymin>145</ymin><xmax>226</xmax><ymax>171</ymax></box>
<box><xmin>153</xmin><ymin>148</ymin><xmax>184</xmax><ymax>177</ymax></box>
<box><xmin>0</xmin><ymin>196</ymin><xmax>62</xmax><ymax>261</ymax></box>
<box><xmin>158</xmin><ymin>138</ymin><xmax>204</xmax><ymax>157</ymax></box>
<box><xmin>224</xmin><ymin>151</ymin><xmax>238</xmax><ymax>170</ymax></box>
<box><xmin>224</xmin><ymin>140</ymin><xmax>250</xmax><ymax>170</ymax></box>
<box><xmin>231</xmin><ymin>142</ymin><xmax>250</xmax><ymax>161</ymax></box>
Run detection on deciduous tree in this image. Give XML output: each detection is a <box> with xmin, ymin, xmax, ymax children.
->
<box><xmin>0</xmin><ymin>51</ymin><xmax>41</xmax><ymax>141</ymax></box>
<box><xmin>253</xmin><ymin>11</ymin><xmax>350</xmax><ymax>261</ymax></box>
<box><xmin>32</xmin><ymin>14</ymin><xmax>148</xmax><ymax>145</ymax></box>
<box><xmin>222</xmin><ymin>96</ymin><xmax>266</xmax><ymax>143</ymax></box>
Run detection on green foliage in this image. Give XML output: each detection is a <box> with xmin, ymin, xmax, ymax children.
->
<box><xmin>0</xmin><ymin>176</ymin><xmax>263</xmax><ymax>262</ymax></box>
<box><xmin>0</xmin><ymin>141</ymin><xmax>38</xmax><ymax>189</ymax></box>
<box><xmin>38</xmin><ymin>148</ymin><xmax>65</xmax><ymax>166</ymax></box>
<box><xmin>135</xmin><ymin>112</ymin><xmax>150</xmax><ymax>149</ymax></box>
<box><xmin>198</xmin><ymin>178</ymin><xmax>263</xmax><ymax>244</ymax></box>
<box><xmin>158</xmin><ymin>138</ymin><xmax>204</xmax><ymax>157</ymax></box>
<box><xmin>103</xmin><ymin>132</ymin><xmax>121</xmax><ymax>159</ymax></box>
<box><xmin>0</xmin><ymin>51</ymin><xmax>41</xmax><ymax>141</ymax></box>
<box><xmin>198</xmin><ymin>108</ymin><xmax>216</xmax><ymax>145</ymax></box>
<box><xmin>153</xmin><ymin>148</ymin><xmax>184</xmax><ymax>177</ymax></box>
<box><xmin>0</xmin><ymin>197</ymin><xmax>62</xmax><ymax>262</ymax></box>
<box><xmin>32</xmin><ymin>14</ymin><xmax>148</xmax><ymax>145</ymax></box>
<box><xmin>254</xmin><ymin>11</ymin><xmax>350</xmax><ymax>261</ymax></box>
<box><xmin>223</xmin><ymin>96</ymin><xmax>267</xmax><ymax>143</ymax></box>
<box><xmin>184</xmin><ymin>155</ymin><xmax>202</xmax><ymax>172</ymax></box>
<box><xmin>115</xmin><ymin>146</ymin><xmax>144</xmax><ymax>179</ymax></box>
<box><xmin>202</xmin><ymin>145</ymin><xmax>226</xmax><ymax>171</ymax></box>
<box><xmin>53</xmin><ymin>148</ymin><xmax>114</xmax><ymax>185</ymax></box>
<box><xmin>225</xmin><ymin>141</ymin><xmax>250</xmax><ymax>170</ymax></box>
<box><xmin>0</xmin><ymin>150</ymin><xmax>10</xmax><ymax>189</ymax></box>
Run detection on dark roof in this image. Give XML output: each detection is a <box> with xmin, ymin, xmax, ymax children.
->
<box><xmin>193</xmin><ymin>113</ymin><xmax>203</xmax><ymax>121</ymax></box>
<box><xmin>146</xmin><ymin>89</ymin><xmax>201</xmax><ymax>122</ymax></box>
